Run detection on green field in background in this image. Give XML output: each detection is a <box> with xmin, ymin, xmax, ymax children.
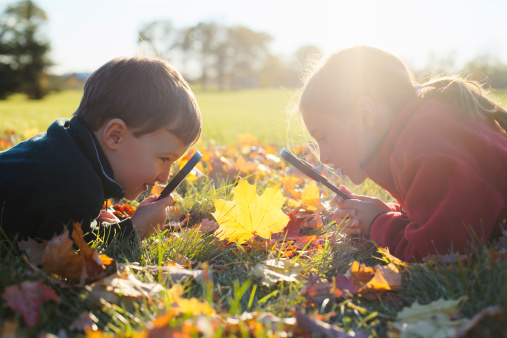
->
<box><xmin>1</xmin><ymin>88</ymin><xmax>506</xmax><ymax>146</ymax></box>
<box><xmin>0</xmin><ymin>88</ymin><xmax>300</xmax><ymax>146</ymax></box>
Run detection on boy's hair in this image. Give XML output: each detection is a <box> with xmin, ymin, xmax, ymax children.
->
<box><xmin>300</xmin><ymin>45</ymin><xmax>507</xmax><ymax>133</ymax></box>
<box><xmin>73</xmin><ymin>56</ymin><xmax>201</xmax><ymax>145</ymax></box>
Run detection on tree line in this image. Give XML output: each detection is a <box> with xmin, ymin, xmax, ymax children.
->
<box><xmin>138</xmin><ymin>21</ymin><xmax>319</xmax><ymax>90</ymax></box>
<box><xmin>1</xmin><ymin>0</ymin><xmax>507</xmax><ymax>100</ymax></box>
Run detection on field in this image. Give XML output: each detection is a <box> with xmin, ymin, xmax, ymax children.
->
<box><xmin>0</xmin><ymin>88</ymin><xmax>300</xmax><ymax>146</ymax></box>
<box><xmin>1</xmin><ymin>89</ymin><xmax>507</xmax><ymax>337</ymax></box>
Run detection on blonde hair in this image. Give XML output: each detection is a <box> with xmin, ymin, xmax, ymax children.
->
<box><xmin>73</xmin><ymin>56</ymin><xmax>201</xmax><ymax>145</ymax></box>
<box><xmin>299</xmin><ymin>45</ymin><xmax>507</xmax><ymax>133</ymax></box>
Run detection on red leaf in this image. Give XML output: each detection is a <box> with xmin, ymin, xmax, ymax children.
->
<box><xmin>332</xmin><ymin>274</ymin><xmax>358</xmax><ymax>298</ymax></box>
<box><xmin>2</xmin><ymin>281</ymin><xmax>59</xmax><ymax>327</ymax></box>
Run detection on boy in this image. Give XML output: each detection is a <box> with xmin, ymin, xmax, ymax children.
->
<box><xmin>0</xmin><ymin>56</ymin><xmax>201</xmax><ymax>243</ymax></box>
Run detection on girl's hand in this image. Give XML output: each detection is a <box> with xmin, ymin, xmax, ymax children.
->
<box><xmin>131</xmin><ymin>194</ymin><xmax>174</xmax><ymax>238</ymax></box>
<box><xmin>331</xmin><ymin>186</ymin><xmax>391</xmax><ymax>237</ymax></box>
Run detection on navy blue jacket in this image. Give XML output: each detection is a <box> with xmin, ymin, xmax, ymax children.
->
<box><xmin>0</xmin><ymin>117</ymin><xmax>134</xmax><ymax>243</ymax></box>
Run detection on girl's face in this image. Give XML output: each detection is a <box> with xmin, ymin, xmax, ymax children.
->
<box><xmin>301</xmin><ymin>98</ymin><xmax>390</xmax><ymax>185</ymax></box>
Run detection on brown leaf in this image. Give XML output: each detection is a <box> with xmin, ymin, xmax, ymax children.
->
<box><xmin>42</xmin><ymin>228</ymin><xmax>84</xmax><ymax>282</ymax></box>
<box><xmin>41</xmin><ymin>223</ymin><xmax>110</xmax><ymax>284</ymax></box>
<box><xmin>17</xmin><ymin>237</ymin><xmax>47</xmax><ymax>266</ymax></box>
<box><xmin>2</xmin><ymin>280</ymin><xmax>59</xmax><ymax>327</ymax></box>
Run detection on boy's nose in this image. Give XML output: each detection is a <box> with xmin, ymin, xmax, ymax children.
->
<box><xmin>156</xmin><ymin>167</ymin><xmax>171</xmax><ymax>183</ymax></box>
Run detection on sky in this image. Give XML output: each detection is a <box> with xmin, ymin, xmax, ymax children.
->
<box><xmin>3</xmin><ymin>0</ymin><xmax>507</xmax><ymax>75</ymax></box>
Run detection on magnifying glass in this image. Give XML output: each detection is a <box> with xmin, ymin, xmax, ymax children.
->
<box><xmin>280</xmin><ymin>148</ymin><xmax>351</xmax><ymax>200</ymax></box>
<box><xmin>156</xmin><ymin>151</ymin><xmax>203</xmax><ymax>201</ymax></box>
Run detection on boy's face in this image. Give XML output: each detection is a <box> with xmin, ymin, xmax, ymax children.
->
<box><xmin>99</xmin><ymin>120</ymin><xmax>189</xmax><ymax>200</ymax></box>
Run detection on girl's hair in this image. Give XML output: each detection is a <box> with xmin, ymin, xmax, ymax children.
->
<box><xmin>73</xmin><ymin>56</ymin><xmax>201</xmax><ymax>146</ymax></box>
<box><xmin>299</xmin><ymin>45</ymin><xmax>507</xmax><ymax>133</ymax></box>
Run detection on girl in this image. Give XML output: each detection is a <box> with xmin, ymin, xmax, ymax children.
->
<box><xmin>298</xmin><ymin>45</ymin><xmax>507</xmax><ymax>262</ymax></box>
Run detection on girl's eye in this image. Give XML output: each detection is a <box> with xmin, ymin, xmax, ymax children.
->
<box><xmin>160</xmin><ymin>157</ymin><xmax>171</xmax><ymax>163</ymax></box>
<box><xmin>317</xmin><ymin>136</ymin><xmax>326</xmax><ymax>143</ymax></box>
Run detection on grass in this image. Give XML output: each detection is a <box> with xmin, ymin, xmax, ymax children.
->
<box><xmin>1</xmin><ymin>90</ymin><xmax>507</xmax><ymax>336</ymax></box>
<box><xmin>0</xmin><ymin>88</ymin><xmax>298</xmax><ymax>146</ymax></box>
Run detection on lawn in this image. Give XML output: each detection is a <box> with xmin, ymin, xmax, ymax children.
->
<box><xmin>0</xmin><ymin>88</ymin><xmax>298</xmax><ymax>146</ymax></box>
<box><xmin>1</xmin><ymin>89</ymin><xmax>506</xmax><ymax>337</ymax></box>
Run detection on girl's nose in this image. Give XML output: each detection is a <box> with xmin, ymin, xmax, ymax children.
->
<box><xmin>319</xmin><ymin>148</ymin><xmax>332</xmax><ymax>165</ymax></box>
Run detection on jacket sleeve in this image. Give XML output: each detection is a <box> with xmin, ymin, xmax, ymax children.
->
<box><xmin>35</xmin><ymin>206</ymin><xmax>135</xmax><ymax>244</ymax></box>
<box><xmin>369</xmin><ymin>152</ymin><xmax>504</xmax><ymax>262</ymax></box>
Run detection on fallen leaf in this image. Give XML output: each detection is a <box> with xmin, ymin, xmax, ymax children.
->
<box><xmin>2</xmin><ymin>280</ymin><xmax>60</xmax><ymax>327</ymax></box>
<box><xmin>346</xmin><ymin>261</ymin><xmax>375</xmax><ymax>285</ymax></box>
<box><xmin>17</xmin><ymin>237</ymin><xmax>47</xmax><ymax>266</ymax></box>
<box><xmin>166</xmin><ymin>286</ymin><xmax>215</xmax><ymax>316</ymax></box>
<box><xmin>362</xmin><ymin>263</ymin><xmax>402</xmax><ymax>292</ymax></box>
<box><xmin>86</xmin><ymin>264</ymin><xmax>165</xmax><ymax>308</ymax></box>
<box><xmin>143</xmin><ymin>265</ymin><xmax>208</xmax><ymax>285</ymax></box>
<box><xmin>42</xmin><ymin>223</ymin><xmax>109</xmax><ymax>284</ymax></box>
<box><xmin>252</xmin><ymin>258</ymin><xmax>304</xmax><ymax>286</ymax></box>
<box><xmin>299</xmin><ymin>182</ymin><xmax>324</xmax><ymax>211</ymax></box>
<box><xmin>212</xmin><ymin>179</ymin><xmax>289</xmax><ymax>244</ymax></box>
<box><xmin>42</xmin><ymin>227</ymin><xmax>84</xmax><ymax>282</ymax></box>
<box><xmin>389</xmin><ymin>296</ymin><xmax>469</xmax><ymax>338</ymax></box>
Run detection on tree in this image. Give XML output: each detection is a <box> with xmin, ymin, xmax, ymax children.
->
<box><xmin>181</xmin><ymin>22</ymin><xmax>222</xmax><ymax>90</ymax></box>
<box><xmin>226</xmin><ymin>26</ymin><xmax>272</xmax><ymax>89</ymax></box>
<box><xmin>0</xmin><ymin>0</ymin><xmax>51</xmax><ymax>99</ymax></box>
<box><xmin>138</xmin><ymin>20</ymin><xmax>180</xmax><ymax>62</ymax></box>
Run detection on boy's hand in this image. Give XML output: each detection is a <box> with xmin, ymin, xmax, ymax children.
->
<box><xmin>131</xmin><ymin>194</ymin><xmax>175</xmax><ymax>238</ymax></box>
<box><xmin>98</xmin><ymin>209</ymin><xmax>120</xmax><ymax>223</ymax></box>
<box><xmin>331</xmin><ymin>186</ymin><xmax>391</xmax><ymax>237</ymax></box>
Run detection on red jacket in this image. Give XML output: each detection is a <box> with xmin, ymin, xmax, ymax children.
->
<box><xmin>363</xmin><ymin>99</ymin><xmax>507</xmax><ymax>262</ymax></box>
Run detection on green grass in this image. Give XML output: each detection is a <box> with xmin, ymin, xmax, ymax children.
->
<box><xmin>1</xmin><ymin>89</ymin><xmax>507</xmax><ymax>336</ymax></box>
<box><xmin>0</xmin><ymin>88</ymin><xmax>298</xmax><ymax>146</ymax></box>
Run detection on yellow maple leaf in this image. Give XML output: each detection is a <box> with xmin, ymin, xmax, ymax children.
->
<box><xmin>300</xmin><ymin>182</ymin><xmax>324</xmax><ymax>211</ymax></box>
<box><xmin>212</xmin><ymin>179</ymin><xmax>289</xmax><ymax>244</ymax></box>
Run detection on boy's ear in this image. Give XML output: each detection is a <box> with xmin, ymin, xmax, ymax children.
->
<box><xmin>355</xmin><ymin>96</ymin><xmax>378</xmax><ymax>131</ymax></box>
<box><xmin>102</xmin><ymin>118</ymin><xmax>128</xmax><ymax>150</ymax></box>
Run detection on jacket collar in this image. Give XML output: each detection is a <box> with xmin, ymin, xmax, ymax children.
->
<box><xmin>67</xmin><ymin>117</ymin><xmax>125</xmax><ymax>199</ymax></box>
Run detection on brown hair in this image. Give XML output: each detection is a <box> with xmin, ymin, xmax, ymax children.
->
<box><xmin>73</xmin><ymin>56</ymin><xmax>202</xmax><ymax>145</ymax></box>
<box><xmin>299</xmin><ymin>45</ymin><xmax>507</xmax><ymax>133</ymax></box>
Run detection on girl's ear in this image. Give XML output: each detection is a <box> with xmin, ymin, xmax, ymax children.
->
<box><xmin>102</xmin><ymin>118</ymin><xmax>128</xmax><ymax>150</ymax></box>
<box><xmin>355</xmin><ymin>96</ymin><xmax>378</xmax><ymax>131</ymax></box>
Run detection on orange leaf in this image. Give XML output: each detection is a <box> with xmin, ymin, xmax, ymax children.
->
<box><xmin>347</xmin><ymin>261</ymin><xmax>375</xmax><ymax>285</ymax></box>
<box><xmin>363</xmin><ymin>263</ymin><xmax>402</xmax><ymax>292</ymax></box>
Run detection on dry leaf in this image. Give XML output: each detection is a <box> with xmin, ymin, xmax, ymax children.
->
<box><xmin>42</xmin><ymin>223</ymin><xmax>109</xmax><ymax>284</ymax></box>
<box><xmin>17</xmin><ymin>237</ymin><xmax>47</xmax><ymax>266</ymax></box>
<box><xmin>362</xmin><ymin>263</ymin><xmax>402</xmax><ymax>292</ymax></box>
<box><xmin>299</xmin><ymin>183</ymin><xmax>324</xmax><ymax>211</ymax></box>
<box><xmin>388</xmin><ymin>297</ymin><xmax>469</xmax><ymax>338</ymax></box>
<box><xmin>212</xmin><ymin>179</ymin><xmax>289</xmax><ymax>244</ymax></box>
<box><xmin>86</xmin><ymin>264</ymin><xmax>165</xmax><ymax>308</ymax></box>
<box><xmin>2</xmin><ymin>280</ymin><xmax>60</xmax><ymax>327</ymax></box>
<box><xmin>166</xmin><ymin>286</ymin><xmax>215</xmax><ymax>316</ymax></box>
<box><xmin>252</xmin><ymin>258</ymin><xmax>304</xmax><ymax>286</ymax></box>
<box><xmin>42</xmin><ymin>227</ymin><xmax>84</xmax><ymax>282</ymax></box>
<box><xmin>346</xmin><ymin>261</ymin><xmax>375</xmax><ymax>285</ymax></box>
